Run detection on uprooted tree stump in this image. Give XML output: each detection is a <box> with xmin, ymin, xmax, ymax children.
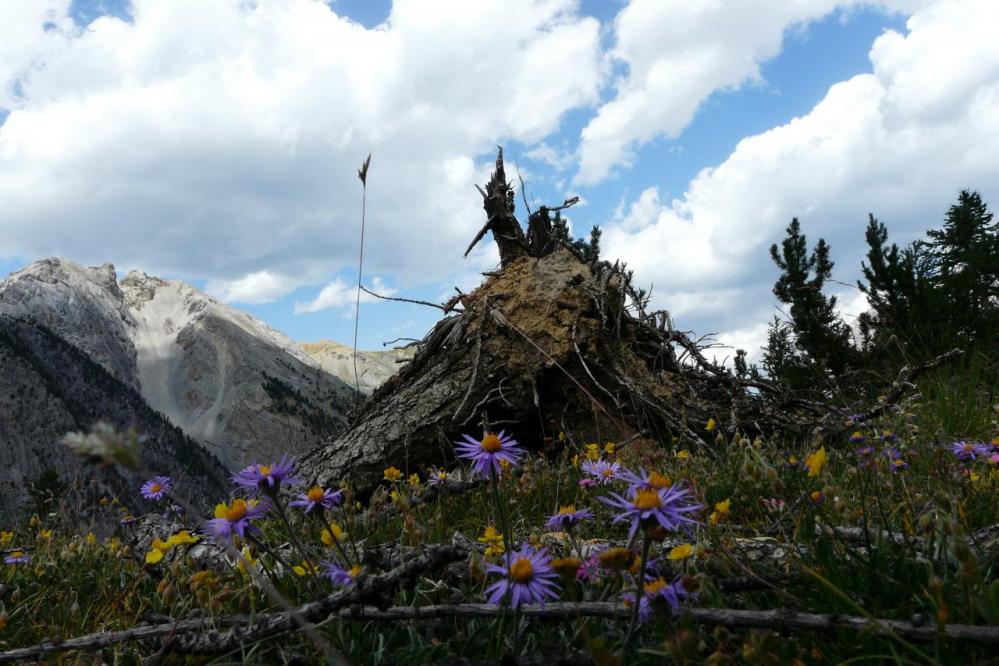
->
<box><xmin>300</xmin><ymin>149</ymin><xmax>840</xmax><ymax>492</ymax></box>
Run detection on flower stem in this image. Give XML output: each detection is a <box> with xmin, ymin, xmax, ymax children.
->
<box><xmin>625</xmin><ymin>530</ymin><xmax>652</xmax><ymax>648</ymax></box>
<box><xmin>321</xmin><ymin>513</ymin><xmax>354</xmax><ymax>567</ymax></box>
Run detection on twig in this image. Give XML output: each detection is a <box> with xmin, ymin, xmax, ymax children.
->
<box><xmin>353</xmin><ymin>153</ymin><xmax>372</xmax><ymax>406</ymax></box>
<box><xmin>360</xmin><ymin>285</ymin><xmax>457</xmax><ymax>312</ymax></box>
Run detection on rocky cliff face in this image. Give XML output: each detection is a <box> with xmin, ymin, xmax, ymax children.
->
<box><xmin>120</xmin><ymin>271</ymin><xmax>355</xmax><ymax>469</ymax></box>
<box><xmin>300</xmin><ymin>340</ymin><xmax>411</xmax><ymax>395</ymax></box>
<box><xmin>0</xmin><ymin>259</ymin><xmax>358</xmax><ymax>478</ymax></box>
<box><xmin>0</xmin><ymin>316</ymin><xmax>229</xmax><ymax>521</ymax></box>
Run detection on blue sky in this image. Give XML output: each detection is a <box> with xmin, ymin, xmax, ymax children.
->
<box><xmin>2</xmin><ymin>0</ymin><xmax>997</xmax><ymax>358</ymax></box>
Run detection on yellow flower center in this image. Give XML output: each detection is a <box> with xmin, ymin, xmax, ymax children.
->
<box><xmin>598</xmin><ymin>547</ymin><xmax>635</xmax><ymax>570</ymax></box>
<box><xmin>601</xmin><ymin>468</ymin><xmax>615</xmax><ymax>477</ymax></box>
<box><xmin>307</xmin><ymin>487</ymin><xmax>325</xmax><ymax>503</ymax></box>
<box><xmin>558</xmin><ymin>505</ymin><xmax>577</xmax><ymax>515</ymax></box>
<box><xmin>633</xmin><ymin>488</ymin><xmax>662</xmax><ymax>511</ymax></box>
<box><xmin>509</xmin><ymin>557</ymin><xmax>534</xmax><ymax>583</ymax></box>
<box><xmin>480</xmin><ymin>433</ymin><xmax>503</xmax><ymax>453</ymax></box>
<box><xmin>644</xmin><ymin>578</ymin><xmax>668</xmax><ymax>595</ymax></box>
<box><xmin>149</xmin><ymin>483</ymin><xmax>162</xmax><ymax>493</ymax></box>
<box><xmin>11</xmin><ymin>551</ymin><xmax>23</xmax><ymax>559</ymax></box>
<box><xmin>648</xmin><ymin>472</ymin><xmax>671</xmax><ymax>489</ymax></box>
<box><xmin>224</xmin><ymin>499</ymin><xmax>249</xmax><ymax>522</ymax></box>
<box><xmin>348</xmin><ymin>565</ymin><xmax>362</xmax><ymax>578</ymax></box>
<box><xmin>258</xmin><ymin>465</ymin><xmax>272</xmax><ymax>476</ymax></box>
<box><xmin>964</xmin><ymin>443</ymin><xmax>974</xmax><ymax>452</ymax></box>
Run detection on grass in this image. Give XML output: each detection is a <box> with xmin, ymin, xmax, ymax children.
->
<box><xmin>1</xmin><ymin>369</ymin><xmax>998</xmax><ymax>664</ymax></box>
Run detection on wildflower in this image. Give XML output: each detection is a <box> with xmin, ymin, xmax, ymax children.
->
<box><xmin>705</xmin><ymin>418</ymin><xmax>716</xmax><ymax>432</ymax></box>
<box><xmin>809</xmin><ymin>490</ymin><xmax>824</xmax><ymax>504</ymax></box>
<box><xmin>762</xmin><ymin>498</ymin><xmax>785</xmax><ymax>513</ymax></box>
<box><xmin>167</xmin><ymin>530</ymin><xmax>199</xmax><ymax>547</ymax></box>
<box><xmin>787</xmin><ymin>455</ymin><xmax>800</xmax><ymax>469</ymax></box>
<box><xmin>204</xmin><ymin>498</ymin><xmax>269</xmax><ymax>540</ymax></box>
<box><xmin>882</xmin><ymin>447</ymin><xmax>908</xmax><ymax>472</ymax></box>
<box><xmin>668</xmin><ymin>543</ymin><xmax>694</xmax><ymax>560</ymax></box>
<box><xmin>571</xmin><ymin>454</ymin><xmax>580</xmax><ymax>468</ymax></box>
<box><xmin>292</xmin><ymin>562</ymin><xmax>318</xmax><ymax>577</ymax></box>
<box><xmin>600</xmin><ymin>483</ymin><xmax>702</xmax><ymax>540</ymax></box>
<box><xmin>324</xmin><ymin>560</ymin><xmax>362</xmax><ymax>587</ymax></box>
<box><xmin>880</xmin><ymin>430</ymin><xmax>898</xmax><ymax>443</ymax></box>
<box><xmin>581</xmin><ymin>459</ymin><xmax>621</xmax><ymax>485</ymax></box>
<box><xmin>407</xmin><ymin>473</ymin><xmax>421</xmax><ymax>488</ymax></box>
<box><xmin>604</xmin><ymin>441</ymin><xmax>616</xmax><ymax>455</ymax></box>
<box><xmin>990</xmin><ymin>453</ymin><xmax>999</xmax><ymax>467</ymax></box>
<box><xmin>320</xmin><ymin>523</ymin><xmax>346</xmax><ymax>547</ymax></box>
<box><xmin>551</xmin><ymin>556</ymin><xmax>583</xmax><ymax>581</ymax></box>
<box><xmin>598</xmin><ymin>547</ymin><xmax>636</xmax><ymax>571</ymax></box>
<box><xmin>428</xmin><ymin>468</ymin><xmax>450</xmax><ymax>486</ymax></box>
<box><xmin>86</xmin><ymin>532</ymin><xmax>98</xmax><ymax>547</ymax></box>
<box><xmin>805</xmin><ymin>447</ymin><xmax>827</xmax><ymax>477</ymax></box>
<box><xmin>585</xmin><ymin>443</ymin><xmax>600</xmax><ymax>461</ymax></box>
<box><xmin>485</xmin><ymin>545</ymin><xmax>561</xmax><ymax>609</ymax></box>
<box><xmin>478</xmin><ymin>526</ymin><xmax>505</xmax><ymax>557</ymax></box>
<box><xmin>290</xmin><ymin>486</ymin><xmax>343</xmax><ymax>514</ymax></box>
<box><xmin>623</xmin><ymin>577</ymin><xmax>690</xmax><ymax>623</ymax></box>
<box><xmin>544</xmin><ymin>505</ymin><xmax>595</xmax><ymax>532</ymax></box>
<box><xmin>709</xmin><ymin>498</ymin><xmax>730</xmax><ymax>526</ymax></box>
<box><xmin>37</xmin><ymin>529</ymin><xmax>52</xmax><ymax>541</ymax></box>
<box><xmin>190</xmin><ymin>570</ymin><xmax>217</xmax><ymax>591</ymax></box>
<box><xmin>849</xmin><ymin>431</ymin><xmax>865</xmax><ymax>443</ymax></box>
<box><xmin>619</xmin><ymin>468</ymin><xmax>672</xmax><ymax>490</ymax></box>
<box><xmin>119</xmin><ymin>515</ymin><xmax>136</xmax><ymax>526</ymax></box>
<box><xmin>145</xmin><ymin>539</ymin><xmax>170</xmax><ymax>564</ymax></box>
<box><xmin>455</xmin><ymin>431</ymin><xmax>524</xmax><ymax>478</ymax></box>
<box><xmin>4</xmin><ymin>551</ymin><xmax>30</xmax><ymax>565</ymax></box>
<box><xmin>0</xmin><ymin>531</ymin><xmax>13</xmax><ymax>547</ymax></box>
<box><xmin>677</xmin><ymin>449</ymin><xmax>690</xmax><ymax>462</ymax></box>
<box><xmin>232</xmin><ymin>456</ymin><xmax>299</xmax><ymax>495</ymax></box>
<box><xmin>952</xmin><ymin>441</ymin><xmax>990</xmax><ymax>462</ymax></box>
<box><xmin>383</xmin><ymin>467</ymin><xmax>402</xmax><ymax>482</ymax></box>
<box><xmin>140</xmin><ymin>476</ymin><xmax>172</xmax><ymax>502</ymax></box>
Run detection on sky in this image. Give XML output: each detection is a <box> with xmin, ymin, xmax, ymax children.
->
<box><xmin>1</xmin><ymin>0</ymin><xmax>997</xmax><ymax>359</ymax></box>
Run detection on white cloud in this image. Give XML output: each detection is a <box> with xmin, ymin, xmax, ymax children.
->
<box><xmin>0</xmin><ymin>0</ymin><xmax>601</xmax><ymax>292</ymax></box>
<box><xmin>295</xmin><ymin>275</ymin><xmax>395</xmax><ymax>314</ymax></box>
<box><xmin>206</xmin><ymin>270</ymin><xmax>299</xmax><ymax>304</ymax></box>
<box><xmin>603</xmin><ymin>0</ymin><xmax>999</xmax><ymax>357</ymax></box>
<box><xmin>574</xmin><ymin>0</ymin><xmax>925</xmax><ymax>185</ymax></box>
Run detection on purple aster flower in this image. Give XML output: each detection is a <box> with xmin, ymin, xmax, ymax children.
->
<box><xmin>581</xmin><ymin>459</ymin><xmax>621</xmax><ymax>485</ymax></box>
<box><xmin>617</xmin><ymin>467</ymin><xmax>672</xmax><ymax>490</ymax></box>
<box><xmin>952</xmin><ymin>441</ymin><xmax>990</xmax><ymax>462</ymax></box>
<box><xmin>323</xmin><ymin>559</ymin><xmax>361</xmax><ymax>587</ymax></box>
<box><xmin>880</xmin><ymin>431</ymin><xmax>898</xmax><ymax>443</ymax></box>
<box><xmin>204</xmin><ymin>498</ymin><xmax>270</xmax><ymax>541</ymax></box>
<box><xmin>289</xmin><ymin>486</ymin><xmax>343</xmax><ymax>514</ymax></box>
<box><xmin>232</xmin><ymin>456</ymin><xmax>300</xmax><ymax>495</ymax></box>
<box><xmin>140</xmin><ymin>476</ymin><xmax>172</xmax><ymax>502</ymax></box>
<box><xmin>485</xmin><ymin>545</ymin><xmax>561</xmax><ymax>609</ymax></box>
<box><xmin>544</xmin><ymin>505</ymin><xmax>595</xmax><ymax>531</ymax></box>
<box><xmin>848</xmin><ymin>431</ymin><xmax>866</xmax><ymax>444</ymax></box>
<box><xmin>454</xmin><ymin>431</ymin><xmax>523</xmax><ymax>478</ymax></box>
<box><xmin>622</xmin><ymin>577</ymin><xmax>691</xmax><ymax>623</ymax></box>
<box><xmin>119</xmin><ymin>515</ymin><xmax>137</xmax><ymax>526</ymax></box>
<box><xmin>599</xmin><ymin>483</ymin><xmax>702</xmax><ymax>540</ymax></box>
<box><xmin>4</xmin><ymin>551</ymin><xmax>30</xmax><ymax>565</ymax></box>
<box><xmin>427</xmin><ymin>468</ymin><xmax>451</xmax><ymax>486</ymax></box>
<box><xmin>578</xmin><ymin>478</ymin><xmax>597</xmax><ymax>488</ymax></box>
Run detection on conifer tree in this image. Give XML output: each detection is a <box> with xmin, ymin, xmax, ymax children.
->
<box><xmin>768</xmin><ymin>218</ymin><xmax>854</xmax><ymax>378</ymax></box>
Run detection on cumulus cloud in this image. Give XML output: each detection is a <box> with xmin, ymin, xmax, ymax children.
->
<box><xmin>0</xmin><ymin>0</ymin><xmax>602</xmax><ymax>292</ymax></box>
<box><xmin>602</xmin><ymin>0</ymin><xmax>999</xmax><ymax>356</ymax></box>
<box><xmin>574</xmin><ymin>0</ymin><xmax>928</xmax><ymax>185</ymax></box>
<box><xmin>294</xmin><ymin>276</ymin><xmax>395</xmax><ymax>314</ymax></box>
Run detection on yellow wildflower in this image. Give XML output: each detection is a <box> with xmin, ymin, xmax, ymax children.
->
<box><xmin>37</xmin><ymin>529</ymin><xmax>52</xmax><ymax>541</ymax></box>
<box><xmin>86</xmin><ymin>532</ymin><xmax>98</xmax><ymax>547</ymax></box>
<box><xmin>321</xmin><ymin>523</ymin><xmax>345</xmax><ymax>547</ymax></box>
<box><xmin>407</xmin><ymin>473</ymin><xmax>421</xmax><ymax>488</ymax></box>
<box><xmin>0</xmin><ymin>531</ymin><xmax>13</xmax><ymax>546</ymax></box>
<box><xmin>477</xmin><ymin>526</ymin><xmax>505</xmax><ymax>557</ymax></box>
<box><xmin>585</xmin><ymin>443</ymin><xmax>600</xmax><ymax>461</ymax></box>
<box><xmin>668</xmin><ymin>543</ymin><xmax>693</xmax><ymax>560</ymax></box>
<box><xmin>167</xmin><ymin>530</ymin><xmax>199</xmax><ymax>547</ymax></box>
<box><xmin>383</xmin><ymin>467</ymin><xmax>402</xmax><ymax>482</ymax></box>
<box><xmin>604</xmin><ymin>442</ymin><xmax>616</xmax><ymax>455</ymax></box>
<box><xmin>715</xmin><ymin>499</ymin><xmax>731</xmax><ymax>515</ymax></box>
<box><xmin>677</xmin><ymin>449</ymin><xmax>690</xmax><ymax>462</ymax></box>
<box><xmin>805</xmin><ymin>446</ymin><xmax>827</xmax><ymax>477</ymax></box>
<box><xmin>705</xmin><ymin>417</ymin><xmax>716</xmax><ymax>432</ymax></box>
<box><xmin>571</xmin><ymin>454</ymin><xmax>579</xmax><ymax>468</ymax></box>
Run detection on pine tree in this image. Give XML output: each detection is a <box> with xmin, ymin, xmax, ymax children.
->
<box><xmin>925</xmin><ymin>190</ymin><xmax>999</xmax><ymax>342</ymax></box>
<box><xmin>769</xmin><ymin>218</ymin><xmax>854</xmax><ymax>377</ymax></box>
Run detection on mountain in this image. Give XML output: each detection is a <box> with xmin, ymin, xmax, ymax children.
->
<box><xmin>300</xmin><ymin>340</ymin><xmax>412</xmax><ymax>395</ymax></box>
<box><xmin>0</xmin><ymin>315</ymin><xmax>229</xmax><ymax>520</ymax></box>
<box><xmin>0</xmin><ymin>258</ymin><xmax>357</xmax><ymax>473</ymax></box>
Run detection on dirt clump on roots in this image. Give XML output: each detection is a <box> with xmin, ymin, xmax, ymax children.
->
<box><xmin>300</xmin><ymin>149</ymin><xmax>826</xmax><ymax>493</ymax></box>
